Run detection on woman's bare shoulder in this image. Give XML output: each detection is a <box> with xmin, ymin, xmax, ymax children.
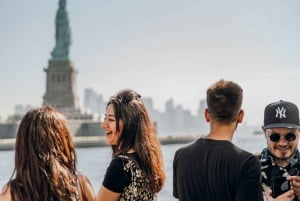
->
<box><xmin>77</xmin><ymin>174</ymin><xmax>96</xmax><ymax>201</ymax></box>
<box><xmin>0</xmin><ymin>184</ymin><xmax>11</xmax><ymax>201</ymax></box>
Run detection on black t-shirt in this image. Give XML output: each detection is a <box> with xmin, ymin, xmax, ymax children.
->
<box><xmin>102</xmin><ymin>153</ymin><xmax>141</xmax><ymax>193</ymax></box>
<box><xmin>173</xmin><ymin>138</ymin><xmax>264</xmax><ymax>201</ymax></box>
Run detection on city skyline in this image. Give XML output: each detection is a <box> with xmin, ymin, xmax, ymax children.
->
<box><xmin>84</xmin><ymin>87</ymin><xmax>209</xmax><ymax>135</ymax></box>
<box><xmin>1</xmin><ymin>0</ymin><xmax>300</xmax><ymax>126</ymax></box>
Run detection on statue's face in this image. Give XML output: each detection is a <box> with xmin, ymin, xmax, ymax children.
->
<box><xmin>59</xmin><ymin>0</ymin><xmax>66</xmax><ymax>8</ymax></box>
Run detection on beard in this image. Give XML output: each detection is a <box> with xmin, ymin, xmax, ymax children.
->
<box><xmin>273</xmin><ymin>146</ymin><xmax>296</xmax><ymax>162</ymax></box>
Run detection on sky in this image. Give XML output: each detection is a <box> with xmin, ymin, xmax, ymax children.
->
<box><xmin>0</xmin><ymin>0</ymin><xmax>300</xmax><ymax>126</ymax></box>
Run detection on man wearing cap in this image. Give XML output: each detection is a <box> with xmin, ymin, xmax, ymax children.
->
<box><xmin>259</xmin><ymin>100</ymin><xmax>300</xmax><ymax>200</ymax></box>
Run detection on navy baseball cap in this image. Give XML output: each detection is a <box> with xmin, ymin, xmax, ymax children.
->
<box><xmin>263</xmin><ymin>100</ymin><xmax>300</xmax><ymax>129</ymax></box>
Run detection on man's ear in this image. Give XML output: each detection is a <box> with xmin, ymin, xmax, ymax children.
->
<box><xmin>205</xmin><ymin>109</ymin><xmax>210</xmax><ymax>122</ymax></box>
<box><xmin>237</xmin><ymin>110</ymin><xmax>244</xmax><ymax>123</ymax></box>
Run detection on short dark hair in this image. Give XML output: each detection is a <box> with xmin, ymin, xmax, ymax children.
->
<box><xmin>206</xmin><ymin>79</ymin><xmax>243</xmax><ymax>123</ymax></box>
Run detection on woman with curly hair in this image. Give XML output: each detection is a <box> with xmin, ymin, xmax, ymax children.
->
<box><xmin>0</xmin><ymin>106</ymin><xmax>95</xmax><ymax>201</ymax></box>
<box><xmin>96</xmin><ymin>89</ymin><xmax>165</xmax><ymax>201</ymax></box>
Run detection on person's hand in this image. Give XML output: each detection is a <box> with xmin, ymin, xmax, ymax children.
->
<box><xmin>287</xmin><ymin>175</ymin><xmax>300</xmax><ymax>198</ymax></box>
<box><xmin>264</xmin><ymin>189</ymin><xmax>294</xmax><ymax>201</ymax></box>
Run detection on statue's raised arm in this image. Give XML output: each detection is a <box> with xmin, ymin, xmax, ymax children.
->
<box><xmin>51</xmin><ymin>0</ymin><xmax>71</xmax><ymax>61</ymax></box>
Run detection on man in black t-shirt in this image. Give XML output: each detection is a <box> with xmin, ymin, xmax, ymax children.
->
<box><xmin>173</xmin><ymin>79</ymin><xmax>263</xmax><ymax>201</ymax></box>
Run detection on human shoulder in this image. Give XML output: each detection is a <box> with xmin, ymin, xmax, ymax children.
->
<box><xmin>116</xmin><ymin>153</ymin><xmax>142</xmax><ymax>163</ymax></box>
<box><xmin>230</xmin><ymin>143</ymin><xmax>255</xmax><ymax>156</ymax></box>
<box><xmin>77</xmin><ymin>174</ymin><xmax>95</xmax><ymax>201</ymax></box>
<box><xmin>173</xmin><ymin>138</ymin><xmax>203</xmax><ymax>163</ymax></box>
<box><xmin>236</xmin><ymin>148</ymin><xmax>262</xmax><ymax>173</ymax></box>
<box><xmin>222</xmin><ymin>143</ymin><xmax>261</xmax><ymax>167</ymax></box>
<box><xmin>0</xmin><ymin>184</ymin><xmax>11</xmax><ymax>201</ymax></box>
<box><xmin>103</xmin><ymin>155</ymin><xmax>131</xmax><ymax>193</ymax></box>
<box><xmin>106</xmin><ymin>154</ymin><xmax>134</xmax><ymax>175</ymax></box>
<box><xmin>77</xmin><ymin>174</ymin><xmax>93</xmax><ymax>188</ymax></box>
<box><xmin>175</xmin><ymin>138</ymin><xmax>202</xmax><ymax>152</ymax></box>
<box><xmin>110</xmin><ymin>155</ymin><xmax>126</xmax><ymax>165</ymax></box>
<box><xmin>116</xmin><ymin>153</ymin><xmax>143</xmax><ymax>172</ymax></box>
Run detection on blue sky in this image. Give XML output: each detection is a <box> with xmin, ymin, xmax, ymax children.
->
<box><xmin>0</xmin><ymin>0</ymin><xmax>300</xmax><ymax>126</ymax></box>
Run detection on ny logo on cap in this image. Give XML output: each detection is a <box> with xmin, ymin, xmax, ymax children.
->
<box><xmin>275</xmin><ymin>107</ymin><xmax>286</xmax><ymax>119</ymax></box>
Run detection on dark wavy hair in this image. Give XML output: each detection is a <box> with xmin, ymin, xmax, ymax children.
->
<box><xmin>106</xmin><ymin>89</ymin><xmax>165</xmax><ymax>193</ymax></box>
<box><xmin>206</xmin><ymin>79</ymin><xmax>243</xmax><ymax>123</ymax></box>
<box><xmin>6</xmin><ymin>106</ymin><xmax>78</xmax><ymax>201</ymax></box>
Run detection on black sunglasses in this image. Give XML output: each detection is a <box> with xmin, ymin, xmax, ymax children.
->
<box><xmin>268</xmin><ymin>132</ymin><xmax>297</xmax><ymax>142</ymax></box>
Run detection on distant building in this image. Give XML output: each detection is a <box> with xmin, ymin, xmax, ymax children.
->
<box><xmin>5</xmin><ymin>104</ymin><xmax>33</xmax><ymax>122</ymax></box>
<box><xmin>15</xmin><ymin>104</ymin><xmax>33</xmax><ymax>116</ymax></box>
<box><xmin>197</xmin><ymin>99</ymin><xmax>209</xmax><ymax>133</ymax></box>
<box><xmin>83</xmin><ymin>88</ymin><xmax>106</xmax><ymax>116</ymax></box>
<box><xmin>144</xmin><ymin>97</ymin><xmax>207</xmax><ymax>135</ymax></box>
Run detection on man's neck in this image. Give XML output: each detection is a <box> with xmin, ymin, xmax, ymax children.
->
<box><xmin>205</xmin><ymin>122</ymin><xmax>237</xmax><ymax>141</ymax></box>
<box><xmin>274</xmin><ymin>157</ymin><xmax>290</xmax><ymax>167</ymax></box>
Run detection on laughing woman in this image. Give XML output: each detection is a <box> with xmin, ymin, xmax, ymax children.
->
<box><xmin>96</xmin><ymin>89</ymin><xmax>165</xmax><ymax>201</ymax></box>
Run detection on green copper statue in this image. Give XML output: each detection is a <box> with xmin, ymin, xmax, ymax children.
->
<box><xmin>51</xmin><ymin>0</ymin><xmax>71</xmax><ymax>61</ymax></box>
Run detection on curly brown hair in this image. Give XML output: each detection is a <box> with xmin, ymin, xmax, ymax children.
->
<box><xmin>7</xmin><ymin>106</ymin><xmax>78</xmax><ymax>201</ymax></box>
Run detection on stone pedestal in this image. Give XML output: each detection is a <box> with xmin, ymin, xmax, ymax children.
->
<box><xmin>43</xmin><ymin>60</ymin><xmax>82</xmax><ymax>119</ymax></box>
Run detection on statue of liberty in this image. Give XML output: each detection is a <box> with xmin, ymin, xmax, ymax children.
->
<box><xmin>51</xmin><ymin>0</ymin><xmax>71</xmax><ymax>61</ymax></box>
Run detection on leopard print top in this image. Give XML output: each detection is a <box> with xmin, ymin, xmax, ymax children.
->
<box><xmin>118</xmin><ymin>155</ymin><xmax>156</xmax><ymax>201</ymax></box>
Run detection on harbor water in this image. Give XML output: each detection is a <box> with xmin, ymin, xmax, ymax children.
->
<box><xmin>0</xmin><ymin>132</ymin><xmax>267</xmax><ymax>201</ymax></box>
